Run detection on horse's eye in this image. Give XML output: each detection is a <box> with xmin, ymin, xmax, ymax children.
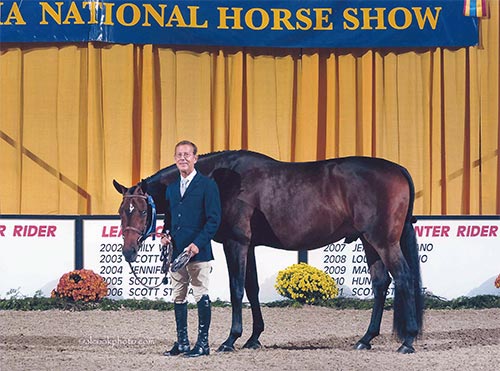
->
<box><xmin>141</xmin><ymin>210</ymin><xmax>148</xmax><ymax>216</ymax></box>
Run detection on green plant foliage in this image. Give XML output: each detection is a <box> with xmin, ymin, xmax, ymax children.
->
<box><xmin>424</xmin><ymin>294</ymin><xmax>500</xmax><ymax>309</ymax></box>
<box><xmin>1</xmin><ymin>292</ymin><xmax>499</xmax><ymax>311</ymax></box>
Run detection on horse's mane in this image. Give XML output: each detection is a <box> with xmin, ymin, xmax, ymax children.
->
<box><xmin>197</xmin><ymin>149</ymin><xmax>274</xmax><ymax>161</ymax></box>
<box><xmin>197</xmin><ymin>149</ymin><xmax>231</xmax><ymax>158</ymax></box>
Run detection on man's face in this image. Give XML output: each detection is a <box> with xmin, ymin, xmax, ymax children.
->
<box><xmin>174</xmin><ymin>144</ymin><xmax>197</xmax><ymax>176</ymax></box>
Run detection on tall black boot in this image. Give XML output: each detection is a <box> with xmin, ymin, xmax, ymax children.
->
<box><xmin>163</xmin><ymin>302</ymin><xmax>190</xmax><ymax>356</ymax></box>
<box><xmin>184</xmin><ymin>295</ymin><xmax>211</xmax><ymax>357</ymax></box>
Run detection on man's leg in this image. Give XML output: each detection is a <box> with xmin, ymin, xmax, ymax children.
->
<box><xmin>163</xmin><ymin>268</ymin><xmax>190</xmax><ymax>356</ymax></box>
<box><xmin>184</xmin><ymin>262</ymin><xmax>211</xmax><ymax>357</ymax></box>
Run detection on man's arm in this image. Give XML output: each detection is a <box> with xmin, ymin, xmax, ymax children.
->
<box><xmin>161</xmin><ymin>187</ymin><xmax>172</xmax><ymax>245</ymax></box>
<box><xmin>192</xmin><ymin>178</ymin><xmax>221</xmax><ymax>250</ymax></box>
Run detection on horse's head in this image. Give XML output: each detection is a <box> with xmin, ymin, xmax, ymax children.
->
<box><xmin>113</xmin><ymin>179</ymin><xmax>156</xmax><ymax>262</ymax></box>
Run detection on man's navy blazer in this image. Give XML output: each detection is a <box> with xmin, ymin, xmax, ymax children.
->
<box><xmin>163</xmin><ymin>172</ymin><xmax>221</xmax><ymax>262</ymax></box>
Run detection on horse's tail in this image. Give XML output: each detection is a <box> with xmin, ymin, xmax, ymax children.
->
<box><xmin>394</xmin><ymin>166</ymin><xmax>424</xmax><ymax>338</ymax></box>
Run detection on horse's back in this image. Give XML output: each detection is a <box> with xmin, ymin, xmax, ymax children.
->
<box><xmin>228</xmin><ymin>155</ymin><xmax>413</xmax><ymax>250</ymax></box>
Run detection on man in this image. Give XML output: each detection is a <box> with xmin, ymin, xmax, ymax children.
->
<box><xmin>161</xmin><ymin>140</ymin><xmax>221</xmax><ymax>357</ymax></box>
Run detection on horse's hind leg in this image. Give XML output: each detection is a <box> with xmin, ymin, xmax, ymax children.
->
<box><xmin>354</xmin><ymin>242</ymin><xmax>391</xmax><ymax>350</ymax></box>
<box><xmin>242</xmin><ymin>245</ymin><xmax>264</xmax><ymax>349</ymax></box>
<box><xmin>380</xmin><ymin>244</ymin><xmax>419</xmax><ymax>353</ymax></box>
<box><xmin>392</xmin><ymin>258</ymin><xmax>419</xmax><ymax>353</ymax></box>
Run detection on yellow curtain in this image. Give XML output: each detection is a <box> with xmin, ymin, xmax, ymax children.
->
<box><xmin>0</xmin><ymin>3</ymin><xmax>498</xmax><ymax>215</ymax></box>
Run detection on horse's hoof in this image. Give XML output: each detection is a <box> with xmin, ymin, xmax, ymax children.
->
<box><xmin>242</xmin><ymin>340</ymin><xmax>262</xmax><ymax>350</ymax></box>
<box><xmin>353</xmin><ymin>341</ymin><xmax>371</xmax><ymax>350</ymax></box>
<box><xmin>217</xmin><ymin>344</ymin><xmax>235</xmax><ymax>352</ymax></box>
<box><xmin>397</xmin><ymin>344</ymin><xmax>415</xmax><ymax>354</ymax></box>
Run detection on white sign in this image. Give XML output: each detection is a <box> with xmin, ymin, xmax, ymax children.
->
<box><xmin>82</xmin><ymin>219</ymin><xmax>297</xmax><ymax>302</ymax></box>
<box><xmin>83</xmin><ymin>219</ymin><xmax>170</xmax><ymax>300</ymax></box>
<box><xmin>0</xmin><ymin>218</ymin><xmax>75</xmax><ymax>298</ymax></box>
<box><xmin>2</xmin><ymin>216</ymin><xmax>498</xmax><ymax>301</ymax></box>
<box><xmin>414</xmin><ymin>218</ymin><xmax>500</xmax><ymax>299</ymax></box>
<box><xmin>308</xmin><ymin>218</ymin><xmax>500</xmax><ymax>300</ymax></box>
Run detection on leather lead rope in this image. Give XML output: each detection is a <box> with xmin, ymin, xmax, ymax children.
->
<box><xmin>128</xmin><ymin>240</ymin><xmax>172</xmax><ymax>289</ymax></box>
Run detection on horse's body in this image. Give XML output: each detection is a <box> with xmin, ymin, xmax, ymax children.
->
<box><xmin>114</xmin><ymin>150</ymin><xmax>423</xmax><ymax>353</ymax></box>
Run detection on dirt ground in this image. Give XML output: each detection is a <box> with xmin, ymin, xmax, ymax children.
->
<box><xmin>1</xmin><ymin>306</ymin><xmax>500</xmax><ymax>370</ymax></box>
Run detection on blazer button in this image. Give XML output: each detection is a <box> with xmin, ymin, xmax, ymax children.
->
<box><xmin>178</xmin><ymin>213</ymin><xmax>181</xmax><ymax>217</ymax></box>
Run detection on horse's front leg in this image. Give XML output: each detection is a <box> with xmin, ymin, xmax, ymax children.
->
<box><xmin>217</xmin><ymin>239</ymin><xmax>248</xmax><ymax>352</ymax></box>
<box><xmin>242</xmin><ymin>245</ymin><xmax>264</xmax><ymax>349</ymax></box>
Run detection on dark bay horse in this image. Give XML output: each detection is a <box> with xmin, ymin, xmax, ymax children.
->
<box><xmin>113</xmin><ymin>150</ymin><xmax>424</xmax><ymax>354</ymax></box>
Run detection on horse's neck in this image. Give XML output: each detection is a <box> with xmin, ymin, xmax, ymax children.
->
<box><xmin>196</xmin><ymin>151</ymin><xmax>235</xmax><ymax>174</ymax></box>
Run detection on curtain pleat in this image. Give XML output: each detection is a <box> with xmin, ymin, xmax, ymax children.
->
<box><xmin>0</xmin><ymin>3</ymin><xmax>498</xmax><ymax>215</ymax></box>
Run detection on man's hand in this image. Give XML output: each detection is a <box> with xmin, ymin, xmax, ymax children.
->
<box><xmin>185</xmin><ymin>243</ymin><xmax>199</xmax><ymax>256</ymax></box>
<box><xmin>161</xmin><ymin>235</ymin><xmax>172</xmax><ymax>246</ymax></box>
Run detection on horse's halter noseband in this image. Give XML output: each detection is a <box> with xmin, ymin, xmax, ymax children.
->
<box><xmin>120</xmin><ymin>193</ymin><xmax>171</xmax><ymax>289</ymax></box>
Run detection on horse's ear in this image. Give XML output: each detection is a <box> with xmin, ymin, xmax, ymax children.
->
<box><xmin>113</xmin><ymin>179</ymin><xmax>128</xmax><ymax>194</ymax></box>
<box><xmin>140</xmin><ymin>179</ymin><xmax>148</xmax><ymax>194</ymax></box>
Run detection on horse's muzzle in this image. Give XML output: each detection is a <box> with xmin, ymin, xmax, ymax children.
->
<box><xmin>122</xmin><ymin>246</ymin><xmax>138</xmax><ymax>263</ymax></box>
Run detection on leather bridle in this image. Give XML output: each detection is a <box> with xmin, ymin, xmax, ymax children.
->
<box><xmin>120</xmin><ymin>193</ymin><xmax>171</xmax><ymax>289</ymax></box>
<box><xmin>121</xmin><ymin>194</ymin><xmax>157</xmax><ymax>244</ymax></box>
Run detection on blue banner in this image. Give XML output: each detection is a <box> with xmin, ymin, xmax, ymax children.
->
<box><xmin>0</xmin><ymin>0</ymin><xmax>479</xmax><ymax>48</ymax></box>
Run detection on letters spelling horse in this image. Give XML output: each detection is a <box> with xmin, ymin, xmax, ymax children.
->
<box><xmin>114</xmin><ymin>150</ymin><xmax>424</xmax><ymax>354</ymax></box>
